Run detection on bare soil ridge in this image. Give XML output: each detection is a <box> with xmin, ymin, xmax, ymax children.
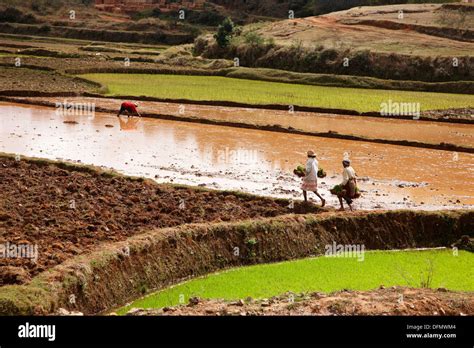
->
<box><xmin>125</xmin><ymin>287</ymin><xmax>474</xmax><ymax>316</ymax></box>
<box><xmin>0</xmin><ymin>153</ymin><xmax>316</xmax><ymax>284</ymax></box>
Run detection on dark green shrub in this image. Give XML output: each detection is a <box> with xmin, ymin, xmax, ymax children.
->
<box><xmin>214</xmin><ymin>17</ymin><xmax>235</xmax><ymax>48</ymax></box>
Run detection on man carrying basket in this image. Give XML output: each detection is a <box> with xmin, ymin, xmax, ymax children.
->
<box><xmin>300</xmin><ymin>150</ymin><xmax>326</xmax><ymax>207</ymax></box>
<box><xmin>337</xmin><ymin>159</ymin><xmax>358</xmax><ymax>211</ymax></box>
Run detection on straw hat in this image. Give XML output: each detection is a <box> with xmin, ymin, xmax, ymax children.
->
<box><xmin>307</xmin><ymin>150</ymin><xmax>316</xmax><ymax>158</ymax></box>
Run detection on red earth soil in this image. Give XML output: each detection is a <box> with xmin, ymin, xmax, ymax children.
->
<box><xmin>0</xmin><ymin>156</ymin><xmax>321</xmax><ymax>284</ymax></box>
<box><xmin>124</xmin><ymin>287</ymin><xmax>474</xmax><ymax>316</ymax></box>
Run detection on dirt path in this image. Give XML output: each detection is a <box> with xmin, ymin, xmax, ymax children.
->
<box><xmin>124</xmin><ymin>287</ymin><xmax>474</xmax><ymax>316</ymax></box>
<box><xmin>98</xmin><ymin>14</ymin><xmax>131</xmax><ymax>23</ymax></box>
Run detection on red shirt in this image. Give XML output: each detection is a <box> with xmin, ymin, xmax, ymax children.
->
<box><xmin>121</xmin><ymin>101</ymin><xmax>137</xmax><ymax>113</ymax></box>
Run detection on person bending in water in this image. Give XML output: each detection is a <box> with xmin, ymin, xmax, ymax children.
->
<box><xmin>337</xmin><ymin>159</ymin><xmax>357</xmax><ymax>211</ymax></box>
<box><xmin>117</xmin><ymin>101</ymin><xmax>141</xmax><ymax>117</ymax></box>
<box><xmin>301</xmin><ymin>150</ymin><xmax>325</xmax><ymax>207</ymax></box>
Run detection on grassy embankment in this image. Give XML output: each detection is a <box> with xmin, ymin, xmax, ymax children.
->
<box><xmin>118</xmin><ymin>249</ymin><xmax>474</xmax><ymax>313</ymax></box>
<box><xmin>81</xmin><ymin>73</ymin><xmax>474</xmax><ymax>112</ymax></box>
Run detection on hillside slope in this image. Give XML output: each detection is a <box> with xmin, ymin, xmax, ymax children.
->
<box><xmin>256</xmin><ymin>4</ymin><xmax>474</xmax><ymax>56</ymax></box>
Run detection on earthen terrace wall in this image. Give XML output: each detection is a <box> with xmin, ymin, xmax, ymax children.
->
<box><xmin>0</xmin><ymin>209</ymin><xmax>471</xmax><ymax>315</ymax></box>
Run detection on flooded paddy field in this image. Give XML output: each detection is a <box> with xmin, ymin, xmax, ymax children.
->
<box><xmin>1</xmin><ymin>102</ymin><xmax>473</xmax><ymax>210</ymax></box>
<box><xmin>11</xmin><ymin>96</ymin><xmax>474</xmax><ymax>148</ymax></box>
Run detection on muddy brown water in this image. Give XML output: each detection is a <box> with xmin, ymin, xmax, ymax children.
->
<box><xmin>19</xmin><ymin>97</ymin><xmax>474</xmax><ymax>147</ymax></box>
<box><xmin>1</xmin><ymin>102</ymin><xmax>473</xmax><ymax>210</ymax></box>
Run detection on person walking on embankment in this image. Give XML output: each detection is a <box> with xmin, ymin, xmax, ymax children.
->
<box><xmin>337</xmin><ymin>159</ymin><xmax>357</xmax><ymax>211</ymax></box>
<box><xmin>117</xmin><ymin>101</ymin><xmax>141</xmax><ymax>117</ymax></box>
<box><xmin>301</xmin><ymin>150</ymin><xmax>326</xmax><ymax>207</ymax></box>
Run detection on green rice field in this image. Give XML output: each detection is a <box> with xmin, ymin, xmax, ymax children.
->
<box><xmin>117</xmin><ymin>249</ymin><xmax>474</xmax><ymax>314</ymax></box>
<box><xmin>81</xmin><ymin>73</ymin><xmax>474</xmax><ymax>112</ymax></box>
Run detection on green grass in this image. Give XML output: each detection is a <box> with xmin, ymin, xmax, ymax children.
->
<box><xmin>117</xmin><ymin>249</ymin><xmax>474</xmax><ymax>314</ymax></box>
<box><xmin>0</xmin><ymin>53</ymin><xmax>47</xmax><ymax>58</ymax></box>
<box><xmin>80</xmin><ymin>73</ymin><xmax>473</xmax><ymax>112</ymax></box>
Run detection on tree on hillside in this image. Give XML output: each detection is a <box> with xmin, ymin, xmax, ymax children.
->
<box><xmin>214</xmin><ymin>17</ymin><xmax>235</xmax><ymax>48</ymax></box>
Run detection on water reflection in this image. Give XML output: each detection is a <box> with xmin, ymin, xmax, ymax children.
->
<box><xmin>118</xmin><ymin>116</ymin><xmax>140</xmax><ymax>131</ymax></box>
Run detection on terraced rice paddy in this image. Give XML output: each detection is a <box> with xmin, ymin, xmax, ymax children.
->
<box><xmin>117</xmin><ymin>249</ymin><xmax>474</xmax><ymax>314</ymax></box>
<box><xmin>81</xmin><ymin>74</ymin><xmax>474</xmax><ymax>112</ymax></box>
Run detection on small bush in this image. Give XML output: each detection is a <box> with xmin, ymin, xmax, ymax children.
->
<box><xmin>193</xmin><ymin>36</ymin><xmax>209</xmax><ymax>56</ymax></box>
<box><xmin>0</xmin><ymin>7</ymin><xmax>39</xmax><ymax>24</ymax></box>
<box><xmin>243</xmin><ymin>31</ymin><xmax>265</xmax><ymax>46</ymax></box>
<box><xmin>38</xmin><ymin>24</ymin><xmax>51</xmax><ymax>33</ymax></box>
<box><xmin>214</xmin><ymin>17</ymin><xmax>235</xmax><ymax>48</ymax></box>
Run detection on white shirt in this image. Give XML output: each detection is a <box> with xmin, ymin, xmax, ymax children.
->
<box><xmin>341</xmin><ymin>166</ymin><xmax>356</xmax><ymax>185</ymax></box>
<box><xmin>305</xmin><ymin>158</ymin><xmax>318</xmax><ymax>181</ymax></box>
